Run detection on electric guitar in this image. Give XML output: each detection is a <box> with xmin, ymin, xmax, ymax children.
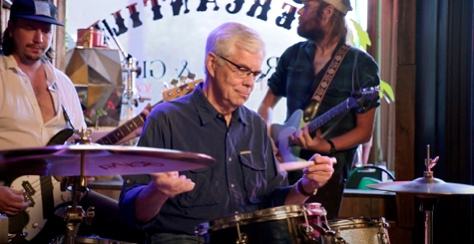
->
<box><xmin>95</xmin><ymin>78</ymin><xmax>202</xmax><ymax>145</ymax></box>
<box><xmin>271</xmin><ymin>87</ymin><xmax>379</xmax><ymax>163</ymax></box>
<box><xmin>7</xmin><ymin>78</ymin><xmax>202</xmax><ymax>242</ymax></box>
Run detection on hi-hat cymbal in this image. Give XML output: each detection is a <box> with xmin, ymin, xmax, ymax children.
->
<box><xmin>0</xmin><ymin>144</ymin><xmax>215</xmax><ymax>176</ymax></box>
<box><xmin>367</xmin><ymin>177</ymin><xmax>474</xmax><ymax>196</ymax></box>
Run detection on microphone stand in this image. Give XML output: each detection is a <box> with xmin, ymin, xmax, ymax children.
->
<box><xmin>101</xmin><ymin>20</ymin><xmax>148</xmax><ymax>106</ymax></box>
<box><xmin>100</xmin><ymin>21</ymin><xmax>149</xmax><ymax>131</ymax></box>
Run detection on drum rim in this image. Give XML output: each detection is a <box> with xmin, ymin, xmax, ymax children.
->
<box><xmin>197</xmin><ymin>204</ymin><xmax>324</xmax><ymax>233</ymax></box>
<box><xmin>327</xmin><ymin>217</ymin><xmax>388</xmax><ymax>229</ymax></box>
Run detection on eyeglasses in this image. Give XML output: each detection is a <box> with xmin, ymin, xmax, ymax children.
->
<box><xmin>218</xmin><ymin>55</ymin><xmax>266</xmax><ymax>83</ymax></box>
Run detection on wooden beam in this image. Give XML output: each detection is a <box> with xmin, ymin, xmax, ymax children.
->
<box><xmin>54</xmin><ymin>0</ymin><xmax>66</xmax><ymax>70</ymax></box>
<box><xmin>394</xmin><ymin>0</ymin><xmax>417</xmax><ymax>231</ymax></box>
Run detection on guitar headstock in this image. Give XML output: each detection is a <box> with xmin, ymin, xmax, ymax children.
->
<box><xmin>349</xmin><ymin>86</ymin><xmax>380</xmax><ymax>113</ymax></box>
<box><xmin>162</xmin><ymin>78</ymin><xmax>203</xmax><ymax>102</ymax></box>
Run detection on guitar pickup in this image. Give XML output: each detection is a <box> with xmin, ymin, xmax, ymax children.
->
<box><xmin>21</xmin><ymin>181</ymin><xmax>36</xmax><ymax>207</ymax></box>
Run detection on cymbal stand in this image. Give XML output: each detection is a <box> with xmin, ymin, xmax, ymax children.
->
<box><xmin>60</xmin><ymin>130</ymin><xmax>94</xmax><ymax>244</ymax></box>
<box><xmin>62</xmin><ymin>175</ymin><xmax>87</xmax><ymax>244</ymax></box>
<box><xmin>417</xmin><ymin>197</ymin><xmax>438</xmax><ymax>244</ymax></box>
<box><xmin>100</xmin><ymin>20</ymin><xmax>147</xmax><ymax>108</ymax></box>
<box><xmin>417</xmin><ymin>145</ymin><xmax>440</xmax><ymax>244</ymax></box>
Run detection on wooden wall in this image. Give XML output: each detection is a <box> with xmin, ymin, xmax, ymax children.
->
<box><xmin>414</xmin><ymin>0</ymin><xmax>474</xmax><ymax>243</ymax></box>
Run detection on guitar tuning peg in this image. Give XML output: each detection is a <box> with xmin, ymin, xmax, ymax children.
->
<box><xmin>188</xmin><ymin>73</ymin><xmax>196</xmax><ymax>80</ymax></box>
<box><xmin>179</xmin><ymin>76</ymin><xmax>187</xmax><ymax>84</ymax></box>
<box><xmin>170</xmin><ymin>79</ymin><xmax>179</xmax><ymax>87</ymax></box>
<box><xmin>351</xmin><ymin>90</ymin><xmax>362</xmax><ymax>98</ymax></box>
<box><xmin>163</xmin><ymin>82</ymin><xmax>169</xmax><ymax>90</ymax></box>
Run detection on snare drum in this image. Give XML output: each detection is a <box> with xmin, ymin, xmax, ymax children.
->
<box><xmin>196</xmin><ymin>203</ymin><xmax>326</xmax><ymax>244</ymax></box>
<box><xmin>325</xmin><ymin>217</ymin><xmax>390</xmax><ymax>244</ymax></box>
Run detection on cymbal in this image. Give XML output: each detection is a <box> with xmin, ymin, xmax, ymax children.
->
<box><xmin>367</xmin><ymin>177</ymin><xmax>474</xmax><ymax>196</ymax></box>
<box><xmin>0</xmin><ymin>144</ymin><xmax>215</xmax><ymax>176</ymax></box>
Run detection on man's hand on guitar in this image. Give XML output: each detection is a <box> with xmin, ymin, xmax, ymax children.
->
<box><xmin>0</xmin><ymin>186</ymin><xmax>30</xmax><ymax>215</ymax></box>
<box><xmin>291</xmin><ymin>126</ymin><xmax>330</xmax><ymax>154</ymax></box>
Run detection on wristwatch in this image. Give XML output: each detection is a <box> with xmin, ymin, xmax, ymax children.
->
<box><xmin>326</xmin><ymin>139</ymin><xmax>336</xmax><ymax>156</ymax></box>
<box><xmin>296</xmin><ymin>179</ymin><xmax>317</xmax><ymax>197</ymax></box>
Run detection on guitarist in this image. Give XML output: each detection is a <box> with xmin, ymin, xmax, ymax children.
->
<box><xmin>258</xmin><ymin>0</ymin><xmax>380</xmax><ymax>220</ymax></box>
<box><xmin>0</xmin><ymin>0</ymin><xmax>145</xmax><ymax>243</ymax></box>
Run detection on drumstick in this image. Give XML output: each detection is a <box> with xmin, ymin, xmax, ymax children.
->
<box><xmin>278</xmin><ymin>158</ymin><xmax>337</xmax><ymax>172</ymax></box>
<box><xmin>279</xmin><ymin>161</ymin><xmax>315</xmax><ymax>172</ymax></box>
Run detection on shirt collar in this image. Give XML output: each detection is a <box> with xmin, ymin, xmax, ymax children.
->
<box><xmin>304</xmin><ymin>40</ymin><xmax>349</xmax><ymax>57</ymax></box>
<box><xmin>192</xmin><ymin>82</ymin><xmax>249</xmax><ymax>126</ymax></box>
<box><xmin>0</xmin><ymin>55</ymin><xmax>58</xmax><ymax>89</ymax></box>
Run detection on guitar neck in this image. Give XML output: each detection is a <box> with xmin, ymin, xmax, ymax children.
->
<box><xmin>94</xmin><ymin>79</ymin><xmax>203</xmax><ymax>145</ymax></box>
<box><xmin>94</xmin><ymin>113</ymin><xmax>146</xmax><ymax>145</ymax></box>
<box><xmin>94</xmin><ymin>100</ymin><xmax>163</xmax><ymax>145</ymax></box>
<box><xmin>306</xmin><ymin>98</ymin><xmax>352</xmax><ymax>133</ymax></box>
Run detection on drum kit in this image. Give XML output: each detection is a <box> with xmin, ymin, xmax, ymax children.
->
<box><xmin>367</xmin><ymin>145</ymin><xmax>474</xmax><ymax>244</ymax></box>
<box><xmin>195</xmin><ymin>203</ymin><xmax>390</xmax><ymax>244</ymax></box>
<box><xmin>0</xmin><ymin>130</ymin><xmax>216</xmax><ymax>244</ymax></box>
<box><xmin>195</xmin><ymin>145</ymin><xmax>474</xmax><ymax>244</ymax></box>
<box><xmin>1</xmin><ymin>140</ymin><xmax>474</xmax><ymax>244</ymax></box>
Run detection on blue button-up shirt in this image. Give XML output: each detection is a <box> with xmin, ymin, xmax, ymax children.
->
<box><xmin>119</xmin><ymin>83</ymin><xmax>290</xmax><ymax>235</ymax></box>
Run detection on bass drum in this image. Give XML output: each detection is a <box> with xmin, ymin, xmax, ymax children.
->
<box><xmin>196</xmin><ymin>203</ymin><xmax>327</xmax><ymax>244</ymax></box>
<box><xmin>325</xmin><ymin>217</ymin><xmax>391</xmax><ymax>244</ymax></box>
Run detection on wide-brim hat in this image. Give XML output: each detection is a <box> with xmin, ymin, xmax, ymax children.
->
<box><xmin>10</xmin><ymin>0</ymin><xmax>64</xmax><ymax>26</ymax></box>
<box><xmin>293</xmin><ymin>0</ymin><xmax>353</xmax><ymax>15</ymax></box>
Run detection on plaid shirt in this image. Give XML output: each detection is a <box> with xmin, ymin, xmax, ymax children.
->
<box><xmin>268</xmin><ymin>41</ymin><xmax>380</xmax><ymax>153</ymax></box>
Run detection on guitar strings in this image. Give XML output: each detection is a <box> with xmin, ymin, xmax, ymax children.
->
<box><xmin>18</xmin><ymin>177</ymin><xmax>67</xmax><ymax>204</ymax></box>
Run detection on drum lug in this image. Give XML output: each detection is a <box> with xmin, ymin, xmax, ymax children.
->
<box><xmin>299</xmin><ymin>222</ymin><xmax>342</xmax><ymax>244</ymax></box>
<box><xmin>378</xmin><ymin>218</ymin><xmax>391</xmax><ymax>244</ymax></box>
<box><xmin>234</xmin><ymin>216</ymin><xmax>247</xmax><ymax>244</ymax></box>
<box><xmin>235</xmin><ymin>233</ymin><xmax>248</xmax><ymax>244</ymax></box>
<box><xmin>377</xmin><ymin>230</ymin><xmax>391</xmax><ymax>244</ymax></box>
<box><xmin>334</xmin><ymin>236</ymin><xmax>348</xmax><ymax>244</ymax></box>
<box><xmin>299</xmin><ymin>223</ymin><xmax>317</xmax><ymax>241</ymax></box>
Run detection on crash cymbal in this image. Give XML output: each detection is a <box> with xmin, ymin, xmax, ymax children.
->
<box><xmin>367</xmin><ymin>177</ymin><xmax>474</xmax><ymax>196</ymax></box>
<box><xmin>0</xmin><ymin>144</ymin><xmax>215</xmax><ymax>176</ymax></box>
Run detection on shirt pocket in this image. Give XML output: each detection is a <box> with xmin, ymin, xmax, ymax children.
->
<box><xmin>239</xmin><ymin>152</ymin><xmax>267</xmax><ymax>204</ymax></box>
<box><xmin>177</xmin><ymin>167</ymin><xmax>221</xmax><ymax>208</ymax></box>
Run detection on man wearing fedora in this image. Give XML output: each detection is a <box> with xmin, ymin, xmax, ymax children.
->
<box><xmin>258</xmin><ymin>0</ymin><xmax>380</xmax><ymax>220</ymax></box>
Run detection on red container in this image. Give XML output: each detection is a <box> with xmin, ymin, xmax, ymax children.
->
<box><xmin>77</xmin><ymin>28</ymin><xmax>104</xmax><ymax>47</ymax></box>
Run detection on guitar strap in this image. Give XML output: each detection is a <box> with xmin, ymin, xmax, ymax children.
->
<box><xmin>303</xmin><ymin>44</ymin><xmax>351</xmax><ymax>122</ymax></box>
